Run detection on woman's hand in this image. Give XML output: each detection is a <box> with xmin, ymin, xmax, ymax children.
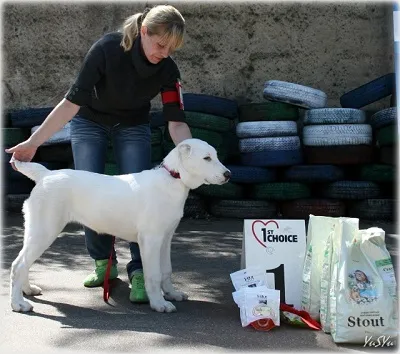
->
<box><xmin>5</xmin><ymin>140</ymin><xmax>38</xmax><ymax>170</ymax></box>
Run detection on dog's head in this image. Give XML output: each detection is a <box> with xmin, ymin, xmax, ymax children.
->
<box><xmin>164</xmin><ymin>138</ymin><xmax>231</xmax><ymax>189</ymax></box>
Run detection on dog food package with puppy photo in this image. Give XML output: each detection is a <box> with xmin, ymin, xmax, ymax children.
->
<box><xmin>330</xmin><ymin>226</ymin><xmax>398</xmax><ymax>343</ymax></box>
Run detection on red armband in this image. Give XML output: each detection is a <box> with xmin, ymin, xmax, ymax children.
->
<box><xmin>161</xmin><ymin>80</ymin><xmax>184</xmax><ymax>110</ymax></box>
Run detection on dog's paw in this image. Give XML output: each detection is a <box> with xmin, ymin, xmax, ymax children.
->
<box><xmin>150</xmin><ymin>299</ymin><xmax>177</xmax><ymax>313</ymax></box>
<box><xmin>164</xmin><ymin>290</ymin><xmax>189</xmax><ymax>302</ymax></box>
<box><xmin>23</xmin><ymin>284</ymin><xmax>42</xmax><ymax>296</ymax></box>
<box><xmin>11</xmin><ymin>298</ymin><xmax>33</xmax><ymax>312</ymax></box>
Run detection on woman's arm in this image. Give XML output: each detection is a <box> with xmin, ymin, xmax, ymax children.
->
<box><xmin>28</xmin><ymin>98</ymin><xmax>80</xmax><ymax>147</ymax></box>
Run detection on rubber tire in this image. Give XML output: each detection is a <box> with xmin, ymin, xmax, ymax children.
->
<box><xmin>263</xmin><ymin>80</ymin><xmax>328</xmax><ymax>109</ymax></box>
<box><xmin>379</xmin><ymin>146</ymin><xmax>396</xmax><ymax>165</ymax></box>
<box><xmin>184</xmin><ymin>111</ymin><xmax>233</xmax><ymax>132</ymax></box>
<box><xmin>236</xmin><ymin>121</ymin><xmax>298</xmax><ymax>138</ymax></box>
<box><xmin>225</xmin><ymin>165</ymin><xmax>277</xmax><ymax>183</ymax></box>
<box><xmin>340</xmin><ymin>73</ymin><xmax>395</xmax><ymax>109</ymax></box>
<box><xmin>283</xmin><ymin>165</ymin><xmax>345</xmax><ymax>182</ymax></box>
<box><xmin>5</xmin><ymin>194</ymin><xmax>30</xmax><ymax>212</ymax></box>
<box><xmin>193</xmin><ymin>182</ymin><xmax>243</xmax><ymax>199</ymax></box>
<box><xmin>209</xmin><ymin>199</ymin><xmax>277</xmax><ymax>219</ymax></box>
<box><xmin>360</xmin><ymin>164</ymin><xmax>395</xmax><ymax>182</ymax></box>
<box><xmin>182</xmin><ymin>93</ymin><xmax>238</xmax><ymax>119</ymax></box>
<box><xmin>321</xmin><ymin>181</ymin><xmax>381</xmax><ymax>200</ymax></box>
<box><xmin>369</xmin><ymin>107</ymin><xmax>397</xmax><ymax>129</ymax></box>
<box><xmin>184</xmin><ymin>193</ymin><xmax>209</xmax><ymax>219</ymax></box>
<box><xmin>3</xmin><ymin>128</ymin><xmax>30</xmax><ymax>147</ymax></box>
<box><xmin>165</xmin><ymin>127</ymin><xmax>224</xmax><ymax>148</ymax></box>
<box><xmin>9</xmin><ymin>107</ymin><xmax>54</xmax><ymax>128</ymax></box>
<box><xmin>303</xmin><ymin>108</ymin><xmax>366</xmax><ymax>125</ymax></box>
<box><xmin>302</xmin><ymin>124</ymin><xmax>372</xmax><ymax>146</ymax></box>
<box><xmin>280</xmin><ymin>199</ymin><xmax>346</xmax><ymax>219</ymax></box>
<box><xmin>239</xmin><ymin>136</ymin><xmax>301</xmax><ymax>153</ymax></box>
<box><xmin>238</xmin><ymin>102</ymin><xmax>299</xmax><ymax>122</ymax></box>
<box><xmin>348</xmin><ymin>199</ymin><xmax>394</xmax><ymax>221</ymax></box>
<box><xmin>36</xmin><ymin>145</ymin><xmax>74</xmax><ymax>163</ymax></box>
<box><xmin>304</xmin><ymin>145</ymin><xmax>374</xmax><ymax>165</ymax></box>
<box><xmin>376</xmin><ymin>125</ymin><xmax>395</xmax><ymax>147</ymax></box>
<box><xmin>250</xmin><ymin>182</ymin><xmax>311</xmax><ymax>200</ymax></box>
<box><xmin>241</xmin><ymin>149</ymin><xmax>303</xmax><ymax>167</ymax></box>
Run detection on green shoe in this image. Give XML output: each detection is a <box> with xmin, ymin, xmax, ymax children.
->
<box><xmin>129</xmin><ymin>270</ymin><xmax>149</xmax><ymax>303</ymax></box>
<box><xmin>83</xmin><ymin>259</ymin><xmax>118</xmax><ymax>287</ymax></box>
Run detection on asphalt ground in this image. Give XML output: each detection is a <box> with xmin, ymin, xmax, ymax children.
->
<box><xmin>1</xmin><ymin>212</ymin><xmax>398</xmax><ymax>353</ymax></box>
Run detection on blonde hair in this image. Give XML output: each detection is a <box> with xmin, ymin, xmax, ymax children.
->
<box><xmin>121</xmin><ymin>5</ymin><xmax>185</xmax><ymax>52</ymax></box>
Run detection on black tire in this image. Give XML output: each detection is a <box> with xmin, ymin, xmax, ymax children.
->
<box><xmin>3</xmin><ymin>128</ymin><xmax>30</xmax><ymax>147</ymax></box>
<box><xmin>151</xmin><ymin>128</ymin><xmax>163</xmax><ymax>145</ymax></box>
<box><xmin>36</xmin><ymin>145</ymin><xmax>74</xmax><ymax>163</ymax></box>
<box><xmin>263</xmin><ymin>80</ymin><xmax>328</xmax><ymax>109</ymax></box>
<box><xmin>5</xmin><ymin>194</ymin><xmax>30</xmax><ymax>212</ymax></box>
<box><xmin>304</xmin><ymin>145</ymin><xmax>374</xmax><ymax>165</ymax></box>
<box><xmin>379</xmin><ymin>146</ymin><xmax>396</xmax><ymax>165</ymax></box>
<box><xmin>321</xmin><ymin>181</ymin><xmax>381</xmax><ymax>200</ymax></box>
<box><xmin>209</xmin><ymin>199</ymin><xmax>277</xmax><ymax>219</ymax></box>
<box><xmin>238</xmin><ymin>102</ymin><xmax>299</xmax><ymax>122</ymax></box>
<box><xmin>184</xmin><ymin>193</ymin><xmax>209</xmax><ymax>219</ymax></box>
<box><xmin>182</xmin><ymin>93</ymin><xmax>238</xmax><ymax>119</ymax></box>
<box><xmin>348</xmin><ymin>199</ymin><xmax>395</xmax><ymax>220</ymax></box>
<box><xmin>193</xmin><ymin>182</ymin><xmax>244</xmax><ymax>199</ymax></box>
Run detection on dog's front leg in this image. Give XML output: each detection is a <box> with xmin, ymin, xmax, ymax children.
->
<box><xmin>161</xmin><ymin>231</ymin><xmax>188</xmax><ymax>302</ymax></box>
<box><xmin>139</xmin><ymin>234</ymin><xmax>177</xmax><ymax>313</ymax></box>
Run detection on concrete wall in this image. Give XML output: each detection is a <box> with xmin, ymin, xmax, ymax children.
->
<box><xmin>3</xmin><ymin>1</ymin><xmax>394</xmax><ymax>112</ymax></box>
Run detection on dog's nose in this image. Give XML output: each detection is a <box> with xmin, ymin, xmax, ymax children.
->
<box><xmin>223</xmin><ymin>170</ymin><xmax>231</xmax><ymax>181</ymax></box>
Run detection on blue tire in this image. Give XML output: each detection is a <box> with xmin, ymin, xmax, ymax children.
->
<box><xmin>9</xmin><ymin>107</ymin><xmax>53</xmax><ymax>128</ymax></box>
<box><xmin>226</xmin><ymin>165</ymin><xmax>277</xmax><ymax>183</ymax></box>
<box><xmin>283</xmin><ymin>165</ymin><xmax>345</xmax><ymax>182</ymax></box>
<box><xmin>340</xmin><ymin>73</ymin><xmax>395</xmax><ymax>108</ymax></box>
<box><xmin>182</xmin><ymin>93</ymin><xmax>238</xmax><ymax>119</ymax></box>
<box><xmin>240</xmin><ymin>149</ymin><xmax>303</xmax><ymax>167</ymax></box>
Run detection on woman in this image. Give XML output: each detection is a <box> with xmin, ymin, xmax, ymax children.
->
<box><xmin>6</xmin><ymin>4</ymin><xmax>192</xmax><ymax>303</ymax></box>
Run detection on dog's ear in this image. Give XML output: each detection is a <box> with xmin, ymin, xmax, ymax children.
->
<box><xmin>178</xmin><ymin>143</ymin><xmax>191</xmax><ymax>158</ymax></box>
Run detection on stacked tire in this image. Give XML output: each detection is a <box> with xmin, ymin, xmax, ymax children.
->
<box><xmin>163</xmin><ymin>93</ymin><xmax>238</xmax><ymax>219</ymax></box>
<box><xmin>163</xmin><ymin>93</ymin><xmax>237</xmax><ymax>163</ymax></box>
<box><xmin>4</xmin><ymin>107</ymin><xmax>71</xmax><ymax>212</ymax></box>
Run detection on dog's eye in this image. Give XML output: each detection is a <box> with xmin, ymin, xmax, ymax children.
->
<box><xmin>204</xmin><ymin>156</ymin><xmax>212</xmax><ymax>161</ymax></box>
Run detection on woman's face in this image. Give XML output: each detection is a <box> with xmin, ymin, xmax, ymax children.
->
<box><xmin>140</xmin><ymin>26</ymin><xmax>172</xmax><ymax>64</ymax></box>
<box><xmin>355</xmin><ymin>271</ymin><xmax>366</xmax><ymax>282</ymax></box>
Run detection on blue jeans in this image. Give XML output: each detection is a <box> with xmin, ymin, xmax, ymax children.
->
<box><xmin>70</xmin><ymin>116</ymin><xmax>151</xmax><ymax>278</ymax></box>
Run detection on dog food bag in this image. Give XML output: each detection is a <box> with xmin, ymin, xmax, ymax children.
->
<box><xmin>230</xmin><ymin>266</ymin><xmax>269</xmax><ymax>291</ymax></box>
<box><xmin>301</xmin><ymin>215</ymin><xmax>343</xmax><ymax>321</ymax></box>
<box><xmin>330</xmin><ymin>227</ymin><xmax>398</xmax><ymax>343</ymax></box>
<box><xmin>241</xmin><ymin>286</ymin><xmax>280</xmax><ymax>328</ymax></box>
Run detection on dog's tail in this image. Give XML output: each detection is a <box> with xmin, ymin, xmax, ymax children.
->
<box><xmin>11</xmin><ymin>158</ymin><xmax>50</xmax><ymax>182</ymax></box>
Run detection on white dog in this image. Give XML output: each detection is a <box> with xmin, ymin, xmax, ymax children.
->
<box><xmin>10</xmin><ymin>138</ymin><xmax>231</xmax><ymax>313</ymax></box>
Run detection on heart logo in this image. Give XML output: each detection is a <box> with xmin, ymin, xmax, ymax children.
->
<box><xmin>252</xmin><ymin>220</ymin><xmax>279</xmax><ymax>248</ymax></box>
